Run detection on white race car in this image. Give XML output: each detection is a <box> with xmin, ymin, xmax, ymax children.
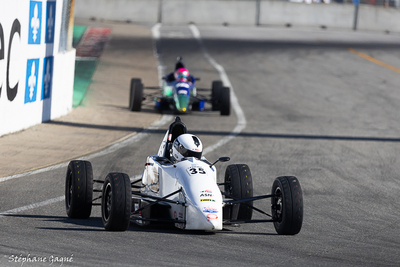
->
<box><xmin>65</xmin><ymin>117</ymin><xmax>303</xmax><ymax>235</ymax></box>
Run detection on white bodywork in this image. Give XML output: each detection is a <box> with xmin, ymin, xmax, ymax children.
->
<box><xmin>140</xmin><ymin>130</ymin><xmax>223</xmax><ymax>231</ymax></box>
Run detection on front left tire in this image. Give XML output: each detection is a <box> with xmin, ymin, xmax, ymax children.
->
<box><xmin>129</xmin><ymin>78</ymin><xmax>143</xmax><ymax>111</ymax></box>
<box><xmin>101</xmin><ymin>173</ymin><xmax>132</xmax><ymax>231</ymax></box>
<box><xmin>224</xmin><ymin>164</ymin><xmax>253</xmax><ymax>220</ymax></box>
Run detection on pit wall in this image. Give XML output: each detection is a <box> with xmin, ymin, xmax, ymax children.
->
<box><xmin>0</xmin><ymin>0</ymin><xmax>75</xmax><ymax>137</ymax></box>
<box><xmin>75</xmin><ymin>0</ymin><xmax>400</xmax><ymax>32</ymax></box>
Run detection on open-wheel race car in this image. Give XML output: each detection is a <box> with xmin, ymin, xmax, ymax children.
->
<box><xmin>128</xmin><ymin>57</ymin><xmax>230</xmax><ymax>115</ymax></box>
<box><xmin>65</xmin><ymin>117</ymin><xmax>303</xmax><ymax>234</ymax></box>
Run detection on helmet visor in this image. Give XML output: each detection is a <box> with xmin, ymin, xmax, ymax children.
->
<box><xmin>180</xmin><ymin>146</ymin><xmax>202</xmax><ymax>159</ymax></box>
<box><xmin>174</xmin><ymin>140</ymin><xmax>202</xmax><ymax>159</ymax></box>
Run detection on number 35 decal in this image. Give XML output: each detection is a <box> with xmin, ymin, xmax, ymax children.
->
<box><xmin>187</xmin><ymin>166</ymin><xmax>206</xmax><ymax>175</ymax></box>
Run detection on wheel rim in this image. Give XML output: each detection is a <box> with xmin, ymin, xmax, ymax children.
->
<box><xmin>103</xmin><ymin>184</ymin><xmax>112</xmax><ymax>222</ymax></box>
<box><xmin>225</xmin><ymin>173</ymin><xmax>232</xmax><ymax>196</ymax></box>
<box><xmin>67</xmin><ymin>171</ymin><xmax>72</xmax><ymax>209</ymax></box>
<box><xmin>273</xmin><ymin>187</ymin><xmax>283</xmax><ymax>222</ymax></box>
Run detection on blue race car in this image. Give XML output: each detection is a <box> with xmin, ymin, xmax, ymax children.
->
<box><xmin>129</xmin><ymin>57</ymin><xmax>230</xmax><ymax>116</ymax></box>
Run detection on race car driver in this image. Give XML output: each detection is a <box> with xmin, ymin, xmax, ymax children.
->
<box><xmin>172</xmin><ymin>134</ymin><xmax>203</xmax><ymax>162</ymax></box>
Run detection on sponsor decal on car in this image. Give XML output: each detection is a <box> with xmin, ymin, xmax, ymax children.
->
<box><xmin>176</xmin><ymin>83</ymin><xmax>190</xmax><ymax>88</ymax></box>
<box><xmin>200</xmin><ymin>190</ymin><xmax>214</xmax><ymax>198</ymax></box>
<box><xmin>200</xmin><ymin>199</ymin><xmax>216</xmax><ymax>202</ymax></box>
<box><xmin>174</xmin><ymin>211</ymin><xmax>184</xmax><ymax>219</ymax></box>
<box><xmin>178</xmin><ymin>90</ymin><xmax>188</xmax><ymax>95</ymax></box>
<box><xmin>203</xmin><ymin>207</ymin><xmax>218</xmax><ymax>213</ymax></box>
<box><xmin>207</xmin><ymin>214</ymin><xmax>218</xmax><ymax>220</ymax></box>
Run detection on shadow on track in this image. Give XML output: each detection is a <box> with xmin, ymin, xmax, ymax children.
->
<box><xmin>127</xmin><ymin>223</ymin><xmax>277</xmax><ymax>236</ymax></box>
<box><xmin>4</xmin><ymin>214</ymin><xmax>277</xmax><ymax>236</ymax></box>
<box><xmin>44</xmin><ymin>120</ymin><xmax>400</xmax><ymax>143</ymax></box>
<box><xmin>3</xmin><ymin>214</ymin><xmax>104</xmax><ymax>231</ymax></box>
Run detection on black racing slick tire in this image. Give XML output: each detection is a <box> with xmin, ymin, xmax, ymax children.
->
<box><xmin>211</xmin><ymin>80</ymin><xmax>222</xmax><ymax>111</ymax></box>
<box><xmin>129</xmin><ymin>78</ymin><xmax>143</xmax><ymax>111</ymax></box>
<box><xmin>65</xmin><ymin>160</ymin><xmax>93</xmax><ymax>219</ymax></box>
<box><xmin>101</xmin><ymin>173</ymin><xmax>132</xmax><ymax>231</ymax></box>
<box><xmin>224</xmin><ymin>164</ymin><xmax>253</xmax><ymax>220</ymax></box>
<box><xmin>220</xmin><ymin>86</ymin><xmax>230</xmax><ymax>116</ymax></box>
<box><xmin>271</xmin><ymin>176</ymin><xmax>303</xmax><ymax>235</ymax></box>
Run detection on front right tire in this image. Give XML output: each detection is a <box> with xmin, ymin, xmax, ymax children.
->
<box><xmin>211</xmin><ymin>80</ymin><xmax>222</xmax><ymax>111</ymax></box>
<box><xmin>271</xmin><ymin>176</ymin><xmax>303</xmax><ymax>235</ymax></box>
<box><xmin>220</xmin><ymin>86</ymin><xmax>230</xmax><ymax>116</ymax></box>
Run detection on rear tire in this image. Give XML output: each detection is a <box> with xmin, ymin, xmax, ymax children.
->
<box><xmin>211</xmin><ymin>80</ymin><xmax>222</xmax><ymax>111</ymax></box>
<box><xmin>220</xmin><ymin>87</ymin><xmax>230</xmax><ymax>116</ymax></box>
<box><xmin>224</xmin><ymin>164</ymin><xmax>253</xmax><ymax>220</ymax></box>
<box><xmin>129</xmin><ymin>78</ymin><xmax>143</xmax><ymax>111</ymax></box>
<box><xmin>101</xmin><ymin>173</ymin><xmax>132</xmax><ymax>231</ymax></box>
<box><xmin>65</xmin><ymin>160</ymin><xmax>93</xmax><ymax>219</ymax></box>
<box><xmin>271</xmin><ymin>176</ymin><xmax>303</xmax><ymax>235</ymax></box>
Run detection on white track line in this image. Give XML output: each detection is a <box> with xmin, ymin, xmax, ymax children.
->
<box><xmin>151</xmin><ymin>23</ymin><xmax>165</xmax><ymax>87</ymax></box>
<box><xmin>0</xmin><ymin>24</ymin><xmax>246</xmax><ymax>216</ymax></box>
<box><xmin>0</xmin><ymin>196</ymin><xmax>65</xmax><ymax>217</ymax></box>
<box><xmin>188</xmin><ymin>24</ymin><xmax>247</xmax><ymax>155</ymax></box>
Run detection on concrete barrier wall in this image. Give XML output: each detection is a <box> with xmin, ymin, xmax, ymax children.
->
<box><xmin>358</xmin><ymin>5</ymin><xmax>400</xmax><ymax>32</ymax></box>
<box><xmin>260</xmin><ymin>1</ymin><xmax>354</xmax><ymax>28</ymax></box>
<box><xmin>162</xmin><ymin>0</ymin><xmax>257</xmax><ymax>25</ymax></box>
<box><xmin>73</xmin><ymin>0</ymin><xmax>160</xmax><ymax>23</ymax></box>
<box><xmin>0</xmin><ymin>0</ymin><xmax>75</xmax><ymax>137</ymax></box>
<box><xmin>75</xmin><ymin>0</ymin><xmax>400</xmax><ymax>32</ymax></box>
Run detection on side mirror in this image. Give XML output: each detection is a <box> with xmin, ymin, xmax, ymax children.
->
<box><xmin>210</xmin><ymin>157</ymin><xmax>230</xmax><ymax>168</ymax></box>
<box><xmin>218</xmin><ymin>157</ymin><xmax>230</xmax><ymax>162</ymax></box>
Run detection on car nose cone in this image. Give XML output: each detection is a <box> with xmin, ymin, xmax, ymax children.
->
<box><xmin>175</xmin><ymin>94</ymin><xmax>189</xmax><ymax>112</ymax></box>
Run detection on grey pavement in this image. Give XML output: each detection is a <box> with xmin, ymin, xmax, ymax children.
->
<box><xmin>0</xmin><ymin>19</ymin><xmax>161</xmax><ymax>178</ymax></box>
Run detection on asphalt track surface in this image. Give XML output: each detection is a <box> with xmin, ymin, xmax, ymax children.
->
<box><xmin>2</xmin><ymin>22</ymin><xmax>400</xmax><ymax>266</ymax></box>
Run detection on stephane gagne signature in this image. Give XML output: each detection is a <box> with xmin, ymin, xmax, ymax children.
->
<box><xmin>6</xmin><ymin>254</ymin><xmax>73</xmax><ymax>266</ymax></box>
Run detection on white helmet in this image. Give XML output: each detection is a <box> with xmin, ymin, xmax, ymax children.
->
<box><xmin>172</xmin><ymin>134</ymin><xmax>203</xmax><ymax>161</ymax></box>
